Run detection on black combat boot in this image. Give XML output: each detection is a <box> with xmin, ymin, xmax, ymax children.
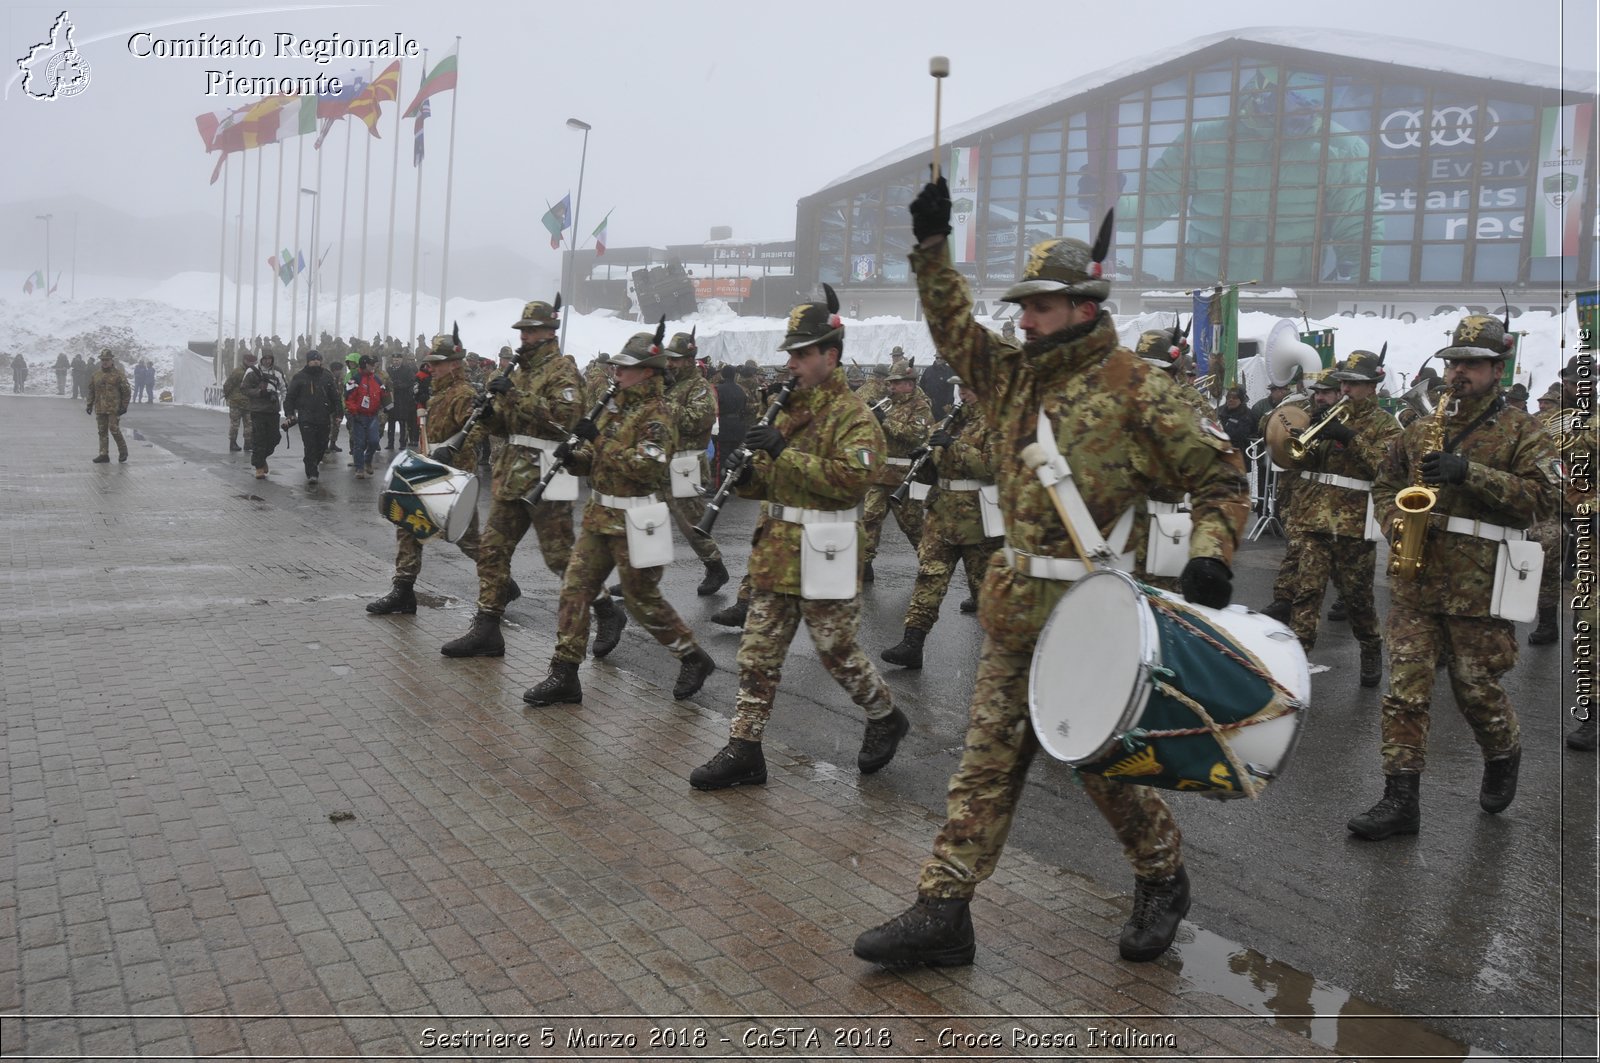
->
<box><xmin>673</xmin><ymin>647</ymin><xmax>716</xmax><ymax>699</ymax></box>
<box><xmin>853</xmin><ymin>896</ymin><xmax>975</xmax><ymax>968</ymax></box>
<box><xmin>440</xmin><ymin>610</ymin><xmax>504</xmax><ymax>658</ymax></box>
<box><xmin>690</xmin><ymin>739</ymin><xmax>766</xmax><ymax>790</ymax></box>
<box><xmin>523</xmin><ymin>662</ymin><xmax>582</xmax><ymax>707</ymax></box>
<box><xmin>229</xmin><ymin>440</ymin><xmax>242</xmax><ymax>452</ymax></box>
<box><xmin>710</xmin><ymin>598</ymin><xmax>749</xmax><ymax>628</ymax></box>
<box><xmin>1528</xmin><ymin>605</ymin><xmax>1559</xmax><ymax>645</ymax></box>
<box><xmin>1347</xmin><ymin>773</ymin><xmax>1421</xmax><ymax>839</ymax></box>
<box><xmin>1568</xmin><ymin>716</ymin><xmax>1599</xmax><ymax>752</ymax></box>
<box><xmin>1359</xmin><ymin>640</ymin><xmax>1383</xmax><ymax>688</ymax></box>
<box><xmin>696</xmin><ymin>559</ymin><xmax>730</xmax><ymax>597</ymax></box>
<box><xmin>1261</xmin><ymin>599</ymin><xmax>1291</xmax><ymax>623</ymax></box>
<box><xmin>862</xmin><ymin>560</ymin><xmax>876</xmax><ymax>583</ymax></box>
<box><xmin>92</xmin><ymin>454</ymin><xmax>110</xmax><ymax>463</ymax></box>
<box><xmin>366</xmin><ymin>581</ymin><xmax>417</xmax><ymax>615</ymax></box>
<box><xmin>1328</xmin><ymin>597</ymin><xmax>1349</xmax><ymax>622</ymax></box>
<box><xmin>506</xmin><ymin>577</ymin><xmax>522</xmax><ymax>604</ymax></box>
<box><xmin>958</xmin><ymin>596</ymin><xmax>978</xmax><ymax>614</ymax></box>
<box><xmin>1479</xmin><ymin>748</ymin><xmax>1520</xmax><ymax>813</ymax></box>
<box><xmin>591</xmin><ymin>595</ymin><xmax>627</xmax><ymax>658</ymax></box>
<box><xmin>1118</xmin><ymin>867</ymin><xmax>1191</xmax><ymax>962</ymax></box>
<box><xmin>858</xmin><ymin>707</ymin><xmax>910</xmax><ymax>774</ymax></box>
<box><xmin>880</xmin><ymin>627</ymin><xmax>928</xmax><ymax>669</ymax></box>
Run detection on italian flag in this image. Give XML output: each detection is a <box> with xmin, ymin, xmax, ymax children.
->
<box><xmin>403</xmin><ymin>49</ymin><xmax>457</xmax><ymax>118</ymax></box>
<box><xmin>1532</xmin><ymin>104</ymin><xmax>1593</xmax><ymax>258</ymax></box>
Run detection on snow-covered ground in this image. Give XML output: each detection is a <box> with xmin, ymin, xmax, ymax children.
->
<box><xmin>0</xmin><ymin>272</ymin><xmax>1583</xmax><ymax>402</ymax></box>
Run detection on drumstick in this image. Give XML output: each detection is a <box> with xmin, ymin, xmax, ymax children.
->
<box><xmin>1020</xmin><ymin>442</ymin><xmax>1095</xmax><ymax>570</ymax></box>
<box><xmin>929</xmin><ymin>56</ymin><xmax>949</xmax><ymax>181</ymax></box>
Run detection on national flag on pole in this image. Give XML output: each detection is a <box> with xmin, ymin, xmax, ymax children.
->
<box><xmin>272</xmin><ymin>248</ymin><xmax>305</xmax><ymax>286</ymax></box>
<box><xmin>22</xmin><ymin>270</ymin><xmax>43</xmax><ymax>294</ymax></box>
<box><xmin>48</xmin><ymin>272</ymin><xmax>61</xmax><ymax>295</ymax></box>
<box><xmin>313</xmin><ymin>70</ymin><xmax>369</xmax><ymax>148</ymax></box>
<box><xmin>412</xmin><ymin>98</ymin><xmax>430</xmax><ymax>167</ymax></box>
<box><xmin>344</xmin><ymin>60</ymin><xmax>401</xmax><ymax>136</ymax></box>
<box><xmin>592</xmin><ymin>210</ymin><xmax>613</xmax><ymax>257</ymax></box>
<box><xmin>402</xmin><ymin>49</ymin><xmax>458</xmax><ymax>118</ymax></box>
<box><xmin>542</xmin><ymin>194</ymin><xmax>571</xmax><ymax>250</ymax></box>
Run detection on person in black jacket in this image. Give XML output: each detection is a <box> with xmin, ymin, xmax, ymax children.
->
<box><xmin>282</xmin><ymin>350</ymin><xmax>341</xmax><ymax>482</ymax></box>
<box><xmin>241</xmin><ymin>352</ymin><xmax>286</xmax><ymax>478</ymax></box>
<box><xmin>1217</xmin><ymin>386</ymin><xmax>1256</xmax><ymax>452</ymax></box>
<box><xmin>712</xmin><ymin>365</ymin><xmax>748</xmax><ymax>480</ymax></box>
<box><xmin>386</xmin><ymin>354</ymin><xmax>417</xmax><ymax>450</ymax></box>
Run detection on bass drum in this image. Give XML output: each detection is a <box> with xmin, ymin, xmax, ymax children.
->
<box><xmin>379</xmin><ymin>450</ymin><xmax>480</xmax><ymax>543</ymax></box>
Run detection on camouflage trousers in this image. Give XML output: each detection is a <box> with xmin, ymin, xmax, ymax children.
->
<box><xmin>1271</xmin><ymin>532</ymin><xmax>1305</xmax><ymax>604</ymax></box>
<box><xmin>1379</xmin><ymin>603</ymin><xmax>1521</xmax><ymax>774</ymax></box>
<box><xmin>95</xmin><ymin>412</ymin><xmax>127</xmax><ymax>458</ymax></box>
<box><xmin>903</xmin><ymin>534</ymin><xmax>1000</xmax><ymax>632</ymax></box>
<box><xmin>1529</xmin><ymin>520</ymin><xmax>1564</xmax><ymax>610</ymax></box>
<box><xmin>862</xmin><ymin>485</ymin><xmax>924</xmax><ymax>564</ymax></box>
<box><xmin>553</xmin><ymin>530</ymin><xmax>696</xmax><ymax>666</ymax></box>
<box><xmin>393</xmin><ymin>516</ymin><xmax>480</xmax><ymax>585</ymax></box>
<box><xmin>731</xmin><ymin>588</ymin><xmax>892</xmax><ymax>743</ymax></box>
<box><xmin>918</xmin><ymin>641</ymin><xmax>1183</xmax><ymax>898</ymax></box>
<box><xmin>228</xmin><ymin>406</ymin><xmax>252</xmax><ymax>445</ymax></box>
<box><xmin>668</xmin><ymin>495</ymin><xmax>721</xmax><ymax>563</ymax></box>
<box><xmin>475</xmin><ymin>497</ymin><xmax>574</xmax><ymax>615</ymax></box>
<box><xmin>1289</xmin><ymin>533</ymin><xmax>1381</xmax><ymax>650</ymax></box>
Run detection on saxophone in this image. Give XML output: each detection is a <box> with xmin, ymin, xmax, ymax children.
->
<box><xmin>1387</xmin><ymin>388</ymin><xmax>1453</xmax><ymax>579</ymax></box>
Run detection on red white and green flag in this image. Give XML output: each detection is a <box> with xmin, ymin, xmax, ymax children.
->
<box><xmin>592</xmin><ymin>210</ymin><xmax>613</xmax><ymax>257</ymax></box>
<box><xmin>21</xmin><ymin>270</ymin><xmax>44</xmax><ymax>294</ymax></box>
<box><xmin>403</xmin><ymin>49</ymin><xmax>457</xmax><ymax>118</ymax></box>
<box><xmin>1532</xmin><ymin>104</ymin><xmax>1593</xmax><ymax>258</ymax></box>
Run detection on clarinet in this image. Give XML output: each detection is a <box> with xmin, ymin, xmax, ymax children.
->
<box><xmin>520</xmin><ymin>380</ymin><xmax>620</xmax><ymax>507</ymax></box>
<box><xmin>889</xmin><ymin>399</ymin><xmax>964</xmax><ymax>504</ymax></box>
<box><xmin>694</xmin><ymin>377</ymin><xmax>799</xmax><ymax>536</ymax></box>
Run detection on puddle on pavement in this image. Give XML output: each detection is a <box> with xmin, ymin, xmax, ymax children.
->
<box><xmin>1172</xmin><ymin>926</ymin><xmax>1507</xmax><ymax>1060</ymax></box>
<box><xmin>413</xmin><ymin>591</ymin><xmax>457</xmax><ymax>609</ymax></box>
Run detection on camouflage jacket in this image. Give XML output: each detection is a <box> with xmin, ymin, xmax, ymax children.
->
<box><xmin>925</xmin><ymin>402</ymin><xmax>999</xmax><ymax>546</ymax></box>
<box><xmin>739</xmin><ymin>366</ymin><xmax>886</xmax><ymax>596</ymax></box>
<box><xmin>567</xmin><ymin>375</ymin><xmax>674</xmax><ymax>537</ymax></box>
<box><xmin>873</xmin><ymin>389</ymin><xmax>933</xmax><ymax>487</ymax></box>
<box><xmin>912</xmin><ymin>240</ymin><xmax>1249</xmax><ymax>654</ymax></box>
<box><xmin>222</xmin><ymin>365</ymin><xmax>250</xmax><ymax>410</ymax></box>
<box><xmin>583</xmin><ymin>358</ymin><xmax>612</xmax><ymax>407</ymax></box>
<box><xmin>477</xmin><ymin>339</ymin><xmax>585</xmax><ymax>502</ymax></box>
<box><xmin>738</xmin><ymin>375</ymin><xmax>763</xmax><ymax>415</ymax></box>
<box><xmin>1373</xmin><ymin>391</ymin><xmax>1559</xmax><ymax>617</ymax></box>
<box><xmin>856</xmin><ymin>377</ymin><xmax>887</xmax><ymax>408</ymax></box>
<box><xmin>1282</xmin><ymin>395</ymin><xmax>1399</xmax><ymax>538</ymax></box>
<box><xmin>425</xmin><ymin>376</ymin><xmax>480</xmax><ymax>473</ymax></box>
<box><xmin>87</xmin><ymin>366</ymin><xmax>130</xmax><ymax>414</ymax></box>
<box><xmin>666</xmin><ymin>369</ymin><xmax>717</xmax><ymax>452</ymax></box>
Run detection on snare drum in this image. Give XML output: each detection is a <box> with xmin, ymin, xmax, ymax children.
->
<box><xmin>1028</xmin><ymin>569</ymin><xmax>1309</xmax><ymax>797</ymax></box>
<box><xmin>379</xmin><ymin>450</ymin><xmax>481</xmax><ymax>543</ymax></box>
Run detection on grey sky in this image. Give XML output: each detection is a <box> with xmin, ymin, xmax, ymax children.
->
<box><xmin>5</xmin><ymin>0</ymin><xmax>1595</xmax><ymax>266</ymax></box>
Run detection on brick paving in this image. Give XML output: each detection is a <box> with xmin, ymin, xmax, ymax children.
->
<box><xmin>0</xmin><ymin>396</ymin><xmax>1379</xmax><ymax>1060</ymax></box>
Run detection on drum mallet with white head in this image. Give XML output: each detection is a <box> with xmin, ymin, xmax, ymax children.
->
<box><xmin>929</xmin><ymin>56</ymin><xmax>949</xmax><ymax>180</ymax></box>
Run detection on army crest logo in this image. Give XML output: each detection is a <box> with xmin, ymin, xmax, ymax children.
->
<box><xmin>16</xmin><ymin>11</ymin><xmax>91</xmax><ymax>101</ymax></box>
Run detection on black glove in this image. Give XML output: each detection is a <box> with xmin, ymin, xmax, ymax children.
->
<box><xmin>909</xmin><ymin>175</ymin><xmax>952</xmax><ymax>243</ymax></box>
<box><xmin>733</xmin><ymin>461</ymin><xmax>755</xmax><ymax>487</ymax></box>
<box><xmin>551</xmin><ymin>440</ymin><xmax>576</xmax><ymax>468</ymax></box>
<box><xmin>85</xmin><ymin>405</ymin><xmax>93</xmax><ymax>416</ymax></box>
<box><xmin>744</xmin><ymin>424</ymin><xmax>786</xmax><ymax>459</ymax></box>
<box><xmin>1420</xmin><ymin>450</ymin><xmax>1469</xmax><ymax>485</ymax></box>
<box><xmin>1319</xmin><ymin>420</ymin><xmax>1356</xmax><ymax>445</ymax></box>
<box><xmin>119</xmin><ymin>406</ymin><xmax>128</xmax><ymax>416</ymax></box>
<box><xmin>1180</xmin><ymin>557</ymin><xmax>1233</xmax><ymax>610</ymax></box>
<box><xmin>907</xmin><ymin>445</ymin><xmax>930</xmax><ymax>463</ymax></box>
<box><xmin>486</xmin><ymin>375</ymin><xmax>512</xmax><ymax>396</ymax></box>
<box><xmin>928</xmin><ymin>429</ymin><xmax>955</xmax><ymax>450</ymax></box>
<box><xmin>571</xmin><ymin>418</ymin><xmax>599</xmax><ymax>443</ymax></box>
<box><xmin>430</xmin><ymin>442</ymin><xmax>456</xmax><ymax>465</ymax></box>
<box><xmin>873</xmin><ymin>405</ymin><xmax>887</xmax><ymax>424</ymax></box>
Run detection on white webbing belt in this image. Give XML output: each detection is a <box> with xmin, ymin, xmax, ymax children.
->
<box><xmin>885</xmin><ymin>457</ymin><xmax>914</xmax><ymax>467</ymax></box>
<box><xmin>508</xmin><ymin>434</ymin><xmax>562</xmax><ymax>451</ymax></box>
<box><xmin>1002</xmin><ymin>545</ymin><xmax>1090</xmax><ymax>582</ymax></box>
<box><xmin>938</xmin><ymin>479</ymin><xmax>984</xmax><ymax>491</ymax></box>
<box><xmin>595</xmin><ymin>492</ymin><xmax>660</xmax><ymax>510</ymax></box>
<box><xmin>1300</xmin><ymin>471</ymin><xmax>1373</xmax><ymax>492</ymax></box>
<box><xmin>767</xmin><ymin>504</ymin><xmax>859</xmax><ymax>524</ymax></box>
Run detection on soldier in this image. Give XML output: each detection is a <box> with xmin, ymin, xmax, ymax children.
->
<box><xmin>54</xmin><ymin>352</ymin><xmax>70</xmax><ymax>395</ymax></box>
<box><xmin>241</xmin><ymin>352</ymin><xmax>286</xmax><ymax>479</ymax></box>
<box><xmin>85</xmin><ymin>348</ymin><xmax>131</xmax><ymax>463</ymax></box>
<box><xmin>70</xmin><ymin>353</ymin><xmax>87</xmax><ymax>400</ymax></box>
<box><xmin>854</xmin><ymin>179</ymin><xmax>1248</xmax><ymax>967</ymax></box>
<box><xmin>856</xmin><ymin>360</ymin><xmax>889</xmax><ymax>408</ymax></box>
<box><xmin>522</xmin><ymin>328</ymin><xmax>716</xmax><ymax>707</ymax></box>
<box><xmin>689</xmin><ymin>286</ymin><xmax>904</xmax><ymax>791</ymax></box>
<box><xmin>223</xmin><ymin>351</ymin><xmax>255</xmax><ymax>452</ymax></box>
<box><xmin>1348</xmin><ymin>315</ymin><xmax>1559</xmax><ymax>840</ymax></box>
<box><xmin>582</xmin><ymin>353</ymin><xmax>612</xmax><ymax>408</ymax></box>
<box><xmin>662</xmin><ymin>329</ymin><xmax>731</xmax><ymax>596</ymax></box>
<box><xmin>737</xmin><ymin>360</ymin><xmax>763</xmax><ymax>414</ymax></box>
<box><xmin>1277</xmin><ymin>352</ymin><xmax>1401</xmax><ymax>686</ymax></box>
<box><xmin>861</xmin><ymin>356</ymin><xmax>932</xmax><ymax>582</ymax></box>
<box><xmin>881</xmin><ymin>379</ymin><xmax>1001</xmax><ymax>669</ymax></box>
<box><xmin>1529</xmin><ymin>380</ymin><xmax>1573</xmax><ymax>646</ymax></box>
<box><xmin>440</xmin><ymin>297</ymin><xmax>609</xmax><ymax>658</ymax></box>
<box><xmin>1134</xmin><ymin>325</ymin><xmax>1209</xmax><ymax>421</ymax></box>
<box><xmin>368</xmin><ymin>335</ymin><xmax>484</xmax><ymax>615</ymax></box>
<box><xmin>1257</xmin><ymin>380</ymin><xmax>1309</xmax><ymax>621</ymax></box>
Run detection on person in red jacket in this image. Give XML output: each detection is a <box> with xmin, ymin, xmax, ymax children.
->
<box><xmin>344</xmin><ymin>354</ymin><xmax>389</xmax><ymax>478</ymax></box>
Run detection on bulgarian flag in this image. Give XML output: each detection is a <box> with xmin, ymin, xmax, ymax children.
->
<box><xmin>592</xmin><ymin>210</ymin><xmax>613</xmax><ymax>257</ymax></box>
<box><xmin>403</xmin><ymin>48</ymin><xmax>457</xmax><ymax>118</ymax></box>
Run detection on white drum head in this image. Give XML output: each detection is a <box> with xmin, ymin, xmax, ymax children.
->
<box><xmin>442</xmin><ymin>473</ymin><xmax>481</xmax><ymax>543</ymax></box>
<box><xmin>1029</xmin><ymin>569</ymin><xmax>1157</xmax><ymax>764</ymax></box>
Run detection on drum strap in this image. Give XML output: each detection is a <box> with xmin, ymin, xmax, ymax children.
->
<box><xmin>1030</xmin><ymin>407</ymin><xmax>1129</xmax><ymax>566</ymax></box>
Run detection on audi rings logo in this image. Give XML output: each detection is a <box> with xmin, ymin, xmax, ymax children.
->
<box><xmin>1380</xmin><ymin>106</ymin><xmax>1500</xmax><ymax>150</ymax></box>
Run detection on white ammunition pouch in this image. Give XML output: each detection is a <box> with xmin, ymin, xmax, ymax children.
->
<box><xmin>510</xmin><ymin>435</ymin><xmax>578</xmax><ymax>501</ymax></box>
<box><xmin>908</xmin><ymin>481</ymin><xmax>930</xmax><ymax>501</ymax></box>
<box><xmin>978</xmin><ymin>484</ymin><xmax>1005</xmax><ymax>539</ymax></box>
<box><xmin>1363</xmin><ymin>495</ymin><xmax>1382</xmax><ymax>542</ymax></box>
<box><xmin>800</xmin><ymin>522</ymin><xmax>859</xmax><ymax>600</ymax></box>
<box><xmin>1144</xmin><ymin>500</ymin><xmax>1193</xmax><ymax>579</ymax></box>
<box><xmin>619</xmin><ymin>499</ymin><xmax>674</xmax><ymax>569</ymax></box>
<box><xmin>668</xmin><ymin>451</ymin><xmax>703</xmax><ymax>499</ymax></box>
<box><xmin>1490</xmin><ymin>539</ymin><xmax>1544</xmax><ymax>623</ymax></box>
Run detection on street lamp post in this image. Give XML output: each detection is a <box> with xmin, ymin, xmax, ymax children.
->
<box><xmin>299</xmin><ymin>188</ymin><xmax>320</xmax><ymax>348</ymax></box>
<box><xmin>560</xmin><ymin>118</ymin><xmax>591</xmax><ymax>354</ymax></box>
<box><xmin>34</xmin><ymin>214</ymin><xmax>52</xmax><ymax>299</ymax></box>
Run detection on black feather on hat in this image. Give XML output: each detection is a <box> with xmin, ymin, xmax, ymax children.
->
<box><xmin>553</xmin><ymin>293</ymin><xmax>562</xmax><ymax>314</ymax></box>
<box><xmin>651</xmin><ymin>315</ymin><xmax>666</xmax><ymax>354</ymax></box>
<box><xmin>1089</xmin><ymin>210</ymin><xmax>1114</xmax><ymax>278</ymax></box>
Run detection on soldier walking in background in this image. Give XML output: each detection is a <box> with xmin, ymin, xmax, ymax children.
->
<box><xmin>70</xmin><ymin>353</ymin><xmax>88</xmax><ymax>400</ymax></box>
<box><xmin>860</xmin><ymin>356</ymin><xmax>932</xmax><ymax>582</ymax></box>
<box><xmin>881</xmin><ymin>379</ymin><xmax>1001</xmax><ymax>669</ymax></box>
<box><xmin>1348</xmin><ymin>315</ymin><xmax>1558</xmax><ymax>840</ymax></box>
<box><xmin>85</xmin><ymin>348</ymin><xmax>130</xmax><ymax>464</ymax></box>
<box><xmin>662</xmin><ymin>330</ymin><xmax>730</xmax><ymax>597</ymax></box>
<box><xmin>522</xmin><ymin>330</ymin><xmax>715</xmax><ymax>707</ymax></box>
<box><xmin>855</xmin><ymin>179</ymin><xmax>1248</xmax><ymax>968</ymax></box>
<box><xmin>11</xmin><ymin>351</ymin><xmax>27</xmax><ymax>393</ymax></box>
<box><xmin>689</xmin><ymin>288</ymin><xmax>904</xmax><ymax>791</ymax></box>
<box><xmin>223</xmin><ymin>351</ymin><xmax>254</xmax><ymax>453</ymax></box>
<box><xmin>54</xmin><ymin>352</ymin><xmax>69</xmax><ymax>395</ymax></box>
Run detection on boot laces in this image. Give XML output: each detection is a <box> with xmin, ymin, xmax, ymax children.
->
<box><xmin>1129</xmin><ymin>878</ymin><xmax>1178</xmax><ymax>929</ymax></box>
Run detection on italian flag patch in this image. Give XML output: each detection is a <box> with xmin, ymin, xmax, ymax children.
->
<box><xmin>856</xmin><ymin>448</ymin><xmax>875</xmax><ymax>467</ymax></box>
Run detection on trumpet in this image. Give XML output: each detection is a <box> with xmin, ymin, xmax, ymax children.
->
<box><xmin>1388</xmin><ymin>388</ymin><xmax>1453</xmax><ymax>580</ymax></box>
<box><xmin>867</xmin><ymin>396</ymin><xmax>892</xmax><ymax>415</ymax></box>
<box><xmin>1286</xmin><ymin>396</ymin><xmax>1352</xmax><ymax>461</ymax></box>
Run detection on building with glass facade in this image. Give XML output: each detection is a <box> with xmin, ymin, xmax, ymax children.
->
<box><xmin>795</xmin><ymin>29</ymin><xmax>1596</xmax><ymax>317</ymax></box>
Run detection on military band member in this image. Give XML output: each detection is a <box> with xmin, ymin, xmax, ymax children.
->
<box><xmin>855</xmin><ymin>179</ymin><xmax>1249</xmax><ymax>967</ymax></box>
<box><xmin>690</xmin><ymin>290</ymin><xmax>905</xmax><ymax>791</ymax></box>
<box><xmin>861</xmin><ymin>356</ymin><xmax>932</xmax><ymax>582</ymax></box>
<box><xmin>663</xmin><ymin>330</ymin><xmax>731</xmax><ymax>596</ymax></box>
<box><xmin>1277</xmin><ymin>352</ymin><xmax>1400</xmax><ymax>686</ymax></box>
<box><xmin>881</xmin><ymin>380</ymin><xmax>1001</xmax><ymax>669</ymax></box>
<box><xmin>523</xmin><ymin>330</ymin><xmax>716</xmax><ymax>707</ymax></box>
<box><xmin>223</xmin><ymin>351</ymin><xmax>254</xmax><ymax>453</ymax></box>
<box><xmin>86</xmin><ymin>348</ymin><xmax>131</xmax><ymax>464</ymax></box>
<box><xmin>367</xmin><ymin>335</ymin><xmax>483</xmax><ymax>616</ymax></box>
<box><xmin>1348</xmin><ymin>315</ymin><xmax>1559</xmax><ymax>840</ymax></box>
<box><xmin>1134</xmin><ymin>328</ymin><xmax>1208</xmax><ymax>597</ymax></box>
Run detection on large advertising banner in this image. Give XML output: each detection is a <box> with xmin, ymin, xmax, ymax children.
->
<box><xmin>947</xmin><ymin>145</ymin><xmax>980</xmax><ymax>264</ymax></box>
<box><xmin>1533</xmin><ymin>104</ymin><xmax>1594</xmax><ymax>257</ymax></box>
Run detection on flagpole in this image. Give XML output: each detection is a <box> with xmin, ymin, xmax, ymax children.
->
<box><xmin>232</xmin><ymin>153</ymin><xmax>247</xmax><ymax>358</ymax></box>
<box><xmin>271</xmin><ymin>141</ymin><xmax>284</xmax><ymax>342</ymax></box>
<box><xmin>312</xmin><ymin>136</ymin><xmax>326</xmax><ymax>344</ymax></box>
<box><xmin>407</xmin><ymin>48</ymin><xmax>428</xmax><ymax>352</ymax></box>
<box><xmin>290</xmin><ymin>135</ymin><xmax>305</xmax><ymax>357</ymax></box>
<box><xmin>355</xmin><ymin>61</ymin><xmax>374</xmax><ymax>344</ymax></box>
<box><xmin>334</xmin><ymin>109</ymin><xmax>353</xmax><ymax>344</ymax></box>
<box><xmin>215</xmin><ymin>153</ymin><xmax>230</xmax><ymax>382</ymax></box>
<box><xmin>70</xmin><ymin>211</ymin><xmax>77</xmax><ymax>300</ymax></box>
<box><xmin>559</xmin><ymin>118</ymin><xmax>591</xmax><ymax>354</ymax></box>
<box><xmin>436</xmin><ymin>38</ymin><xmax>462</xmax><ymax>335</ymax></box>
<box><xmin>382</xmin><ymin>60</ymin><xmax>404</xmax><ymax>346</ymax></box>
<box><xmin>250</xmin><ymin>146</ymin><xmax>263</xmax><ymax>347</ymax></box>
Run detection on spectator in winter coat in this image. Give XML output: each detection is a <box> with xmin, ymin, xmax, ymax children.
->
<box><xmin>385</xmin><ymin>355</ymin><xmax>417</xmax><ymax>450</ymax></box>
<box><xmin>12</xmin><ymin>351</ymin><xmax>28</xmax><ymax>393</ymax></box>
<box><xmin>1217</xmin><ymin>386</ymin><xmax>1257</xmax><ymax>452</ymax></box>
<box><xmin>70</xmin><ymin>354</ymin><xmax>88</xmax><ymax>400</ymax></box>
<box><xmin>713</xmin><ymin>366</ymin><xmax>749</xmax><ymax>480</ymax></box>
<box><xmin>241</xmin><ymin>352</ymin><xmax>287</xmax><ymax>478</ymax></box>
<box><xmin>282</xmin><ymin>350</ymin><xmax>341</xmax><ymax>483</ymax></box>
<box><xmin>344</xmin><ymin>355</ymin><xmax>389</xmax><ymax>478</ymax></box>
<box><xmin>54</xmin><ymin>353</ymin><xmax>70</xmax><ymax>394</ymax></box>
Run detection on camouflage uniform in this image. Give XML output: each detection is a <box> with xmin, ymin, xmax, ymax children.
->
<box><xmin>664</xmin><ymin>362</ymin><xmax>722</xmax><ymax>564</ymax></box>
<box><xmin>470</xmin><ymin>336</ymin><xmax>585</xmax><ymax>613</ymax></box>
<box><xmin>392</xmin><ymin>370</ymin><xmax>482</xmax><ymax>585</ymax></box>
<box><xmin>582</xmin><ymin>357</ymin><xmax>612</xmax><ymax>407</ymax></box>
<box><xmin>906</xmin><ymin>238</ymin><xmax>1249</xmax><ymax>899</ymax></box>
<box><xmin>902</xmin><ymin>402</ymin><xmax>1001</xmax><ymax>632</ymax></box>
<box><xmin>1135</xmin><ymin>330</ymin><xmax>1208</xmax><ymax>595</ymax></box>
<box><xmin>862</xmin><ymin>370</ymin><xmax>932</xmax><ymax>565</ymax></box>
<box><xmin>729</xmin><ymin>365</ymin><xmax>894</xmax><ymax>742</ymax></box>
<box><xmin>87</xmin><ymin>356</ymin><xmax>131</xmax><ymax>460</ymax></box>
<box><xmin>223</xmin><ymin>360</ymin><xmax>253</xmax><ymax>447</ymax></box>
